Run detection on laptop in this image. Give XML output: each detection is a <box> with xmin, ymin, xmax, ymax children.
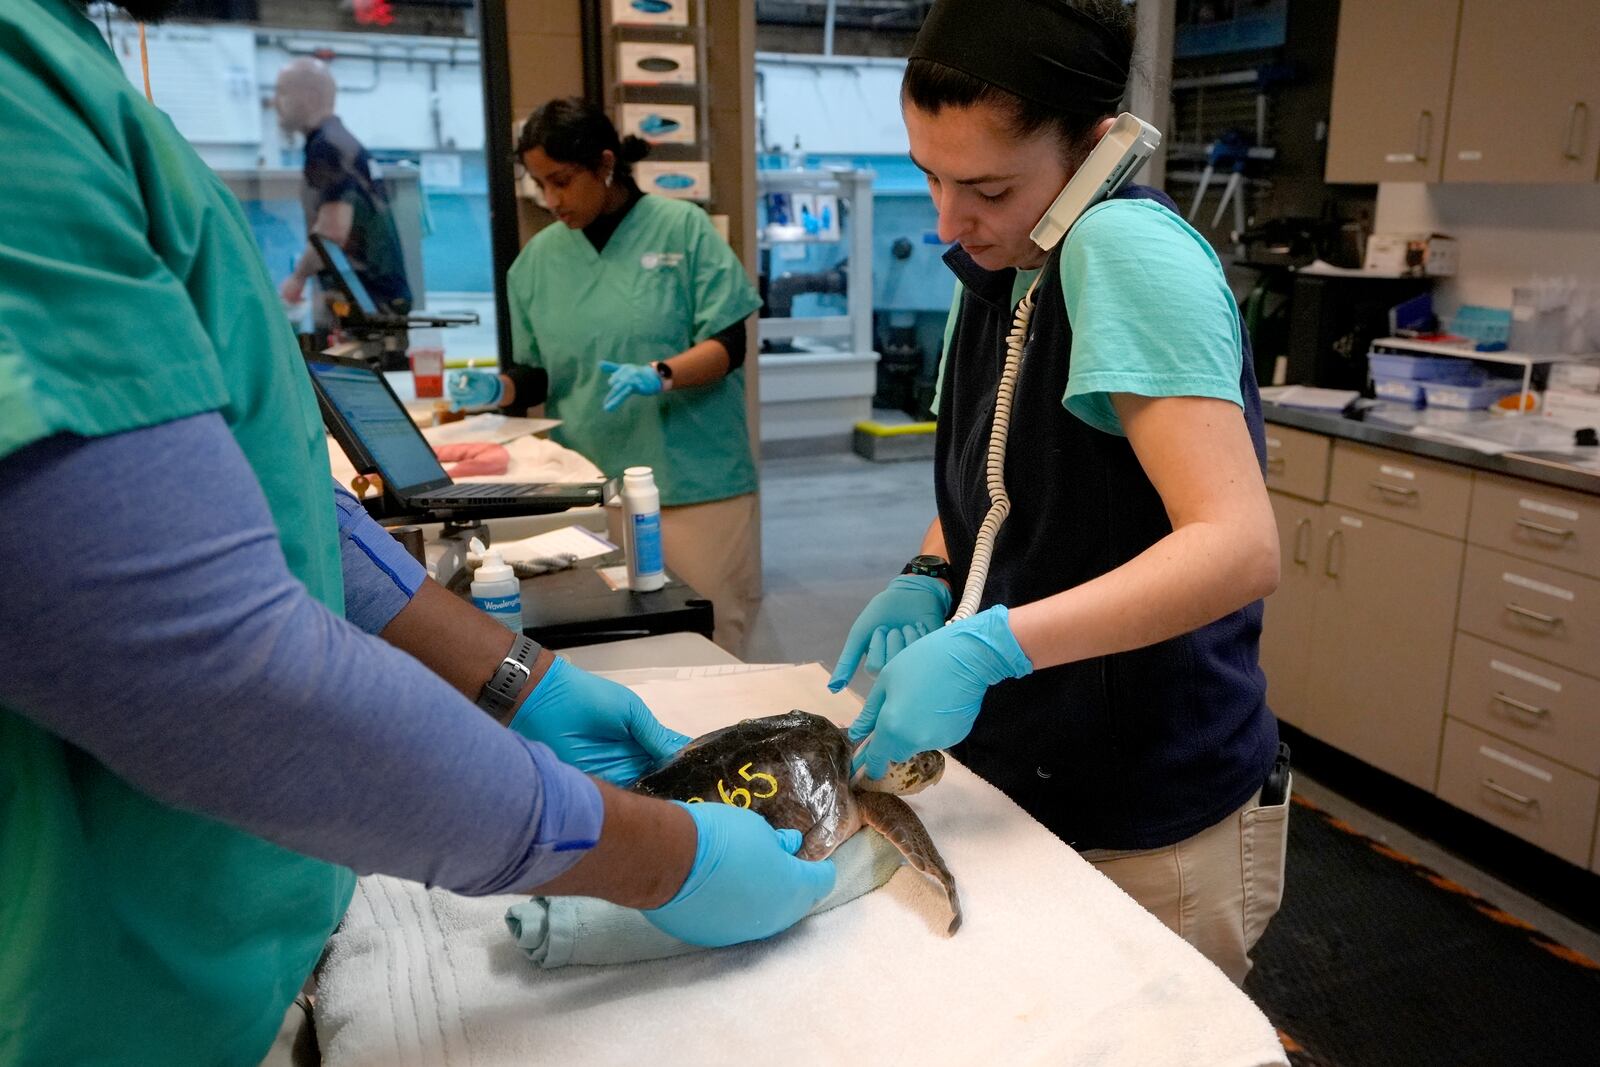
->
<box><xmin>305</xmin><ymin>352</ymin><xmax>604</xmax><ymax>519</ymax></box>
<box><xmin>309</xmin><ymin>234</ymin><xmax>477</xmax><ymax>330</ymax></box>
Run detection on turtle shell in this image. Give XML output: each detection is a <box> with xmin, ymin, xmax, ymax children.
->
<box><xmin>633</xmin><ymin>710</ymin><xmax>858</xmax><ymax>860</ymax></box>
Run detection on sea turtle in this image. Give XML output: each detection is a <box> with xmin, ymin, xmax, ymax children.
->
<box><xmin>634</xmin><ymin>710</ymin><xmax>961</xmax><ymax>934</ymax></box>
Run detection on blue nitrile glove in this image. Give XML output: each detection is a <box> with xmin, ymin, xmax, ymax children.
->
<box><xmin>445</xmin><ymin>368</ymin><xmax>506</xmax><ymax>411</ymax></box>
<box><xmin>643</xmin><ymin>801</ymin><xmax>837</xmax><ymax>947</ymax></box>
<box><xmin>509</xmin><ymin>657</ymin><xmax>690</xmax><ymax>785</ymax></box>
<box><xmin>599</xmin><ymin>360</ymin><xmax>663</xmax><ymax>412</ymax></box>
<box><xmin>848</xmin><ymin>605</ymin><xmax>1033</xmax><ymax>780</ymax></box>
<box><xmin>827</xmin><ymin>574</ymin><xmax>952</xmax><ymax>691</ymax></box>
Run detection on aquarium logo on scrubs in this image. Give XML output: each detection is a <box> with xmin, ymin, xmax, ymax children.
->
<box><xmin>640</xmin><ymin>252</ymin><xmax>684</xmax><ymax>270</ymax></box>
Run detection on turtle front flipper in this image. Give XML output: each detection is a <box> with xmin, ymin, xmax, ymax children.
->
<box><xmin>854</xmin><ymin>790</ymin><xmax>961</xmax><ymax>935</ymax></box>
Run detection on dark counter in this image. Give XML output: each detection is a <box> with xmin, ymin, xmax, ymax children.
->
<box><xmin>1262</xmin><ymin>402</ymin><xmax>1600</xmax><ymax>497</ymax></box>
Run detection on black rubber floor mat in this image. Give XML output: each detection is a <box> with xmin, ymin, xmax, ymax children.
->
<box><xmin>1244</xmin><ymin>795</ymin><xmax>1600</xmax><ymax>1067</ymax></box>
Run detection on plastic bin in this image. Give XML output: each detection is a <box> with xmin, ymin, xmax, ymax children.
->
<box><xmin>1368</xmin><ymin>353</ymin><xmax>1485</xmax><ymax>383</ymax></box>
<box><xmin>1422</xmin><ymin>380</ymin><xmax>1522</xmax><ymax>410</ymax></box>
<box><xmin>1373</xmin><ymin>377</ymin><xmax>1426</xmax><ymax>404</ymax></box>
<box><xmin>1449</xmin><ymin>306</ymin><xmax>1513</xmax><ymax>349</ymax></box>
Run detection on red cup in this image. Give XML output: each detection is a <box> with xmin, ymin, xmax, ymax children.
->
<box><xmin>409</xmin><ymin>347</ymin><xmax>444</xmax><ymax>398</ymax></box>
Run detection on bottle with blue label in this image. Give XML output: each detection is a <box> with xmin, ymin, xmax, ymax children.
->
<box><xmin>622</xmin><ymin>466</ymin><xmax>665</xmax><ymax>592</ymax></box>
<box><xmin>469</xmin><ymin>538</ymin><xmax>523</xmax><ymax>631</ymax></box>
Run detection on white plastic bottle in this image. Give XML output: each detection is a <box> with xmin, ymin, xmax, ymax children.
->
<box><xmin>469</xmin><ymin>538</ymin><xmax>523</xmax><ymax>631</ymax></box>
<box><xmin>621</xmin><ymin>466</ymin><xmax>665</xmax><ymax>592</ymax></box>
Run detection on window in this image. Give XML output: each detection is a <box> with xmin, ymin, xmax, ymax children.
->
<box><xmin>92</xmin><ymin>0</ymin><xmax>500</xmax><ymax>362</ymax></box>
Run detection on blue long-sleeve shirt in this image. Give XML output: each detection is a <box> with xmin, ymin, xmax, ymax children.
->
<box><xmin>0</xmin><ymin>413</ymin><xmax>602</xmax><ymax>894</ymax></box>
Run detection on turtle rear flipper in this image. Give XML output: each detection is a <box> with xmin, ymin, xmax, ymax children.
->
<box><xmin>855</xmin><ymin>790</ymin><xmax>961</xmax><ymax>935</ymax></box>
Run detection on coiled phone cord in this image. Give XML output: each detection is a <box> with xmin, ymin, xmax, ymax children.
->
<box><xmin>950</xmin><ymin>270</ymin><xmax>1045</xmax><ymax>621</ymax></box>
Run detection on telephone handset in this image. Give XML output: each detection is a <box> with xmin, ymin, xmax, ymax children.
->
<box><xmin>1029</xmin><ymin>113</ymin><xmax>1162</xmax><ymax>253</ymax></box>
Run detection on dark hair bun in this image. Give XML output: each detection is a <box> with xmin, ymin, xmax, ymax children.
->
<box><xmin>618</xmin><ymin>135</ymin><xmax>653</xmax><ymax>164</ymax></box>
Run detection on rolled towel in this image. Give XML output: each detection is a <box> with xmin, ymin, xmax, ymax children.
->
<box><xmin>505</xmin><ymin>827</ymin><xmax>905</xmax><ymax>968</ymax></box>
<box><xmin>435</xmin><ymin>442</ymin><xmax>511</xmax><ymax>477</ymax></box>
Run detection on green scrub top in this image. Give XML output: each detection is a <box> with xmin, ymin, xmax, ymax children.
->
<box><xmin>0</xmin><ymin>2</ymin><xmax>354</xmax><ymax>1062</ymax></box>
<box><xmin>507</xmin><ymin>194</ymin><xmax>763</xmax><ymax>507</ymax></box>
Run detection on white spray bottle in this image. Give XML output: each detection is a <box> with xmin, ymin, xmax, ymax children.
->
<box><xmin>469</xmin><ymin>538</ymin><xmax>523</xmax><ymax>631</ymax></box>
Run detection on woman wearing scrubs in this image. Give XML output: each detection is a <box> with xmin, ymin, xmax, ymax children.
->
<box><xmin>828</xmin><ymin>0</ymin><xmax>1288</xmax><ymax>985</ymax></box>
<box><xmin>450</xmin><ymin>100</ymin><xmax>762</xmax><ymax>654</ymax></box>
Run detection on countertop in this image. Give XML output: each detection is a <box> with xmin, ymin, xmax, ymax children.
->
<box><xmin>1262</xmin><ymin>402</ymin><xmax>1600</xmax><ymax>497</ymax></box>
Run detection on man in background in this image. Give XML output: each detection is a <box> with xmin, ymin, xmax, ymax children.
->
<box><xmin>276</xmin><ymin>57</ymin><xmax>412</xmax><ymax>319</ymax></box>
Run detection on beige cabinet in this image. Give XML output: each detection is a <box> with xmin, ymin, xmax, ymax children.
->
<box><xmin>1437</xmin><ymin>719</ymin><xmax>1600</xmax><ymax>866</ymax></box>
<box><xmin>1262</xmin><ymin>429</ymin><xmax>1600</xmax><ymax>866</ymax></box>
<box><xmin>1264</xmin><ymin>426</ymin><xmax>1331</xmax><ymax>502</ymax></box>
<box><xmin>1442</xmin><ymin>0</ymin><xmax>1600</xmax><ymax>183</ymax></box>
<box><xmin>1328</xmin><ymin>441</ymin><xmax>1473</xmax><ymax>540</ymax></box>
<box><xmin>1303</xmin><ymin>505</ymin><xmax>1464</xmax><ymax>791</ymax></box>
<box><xmin>1262</xmin><ymin>492</ymin><xmax>1321</xmax><ymax>727</ymax></box>
<box><xmin>1325</xmin><ymin>0</ymin><xmax>1462</xmax><ymax>183</ymax></box>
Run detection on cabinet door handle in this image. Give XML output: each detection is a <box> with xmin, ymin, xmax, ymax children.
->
<box><xmin>1323</xmin><ymin>528</ymin><xmax>1343</xmax><ymax>578</ymax></box>
<box><xmin>1515</xmin><ymin>517</ymin><xmax>1574</xmax><ymax>539</ymax></box>
<box><xmin>1493</xmin><ymin>691</ymin><xmax>1550</xmax><ymax>721</ymax></box>
<box><xmin>1564</xmin><ymin>102</ymin><xmax>1590</xmax><ymax>161</ymax></box>
<box><xmin>1369</xmin><ymin>479</ymin><xmax>1418</xmax><ymax>500</ymax></box>
<box><xmin>1481</xmin><ymin>778</ymin><xmax>1538</xmax><ymax>808</ymax></box>
<box><xmin>1292</xmin><ymin>517</ymin><xmax>1312</xmax><ymax>565</ymax></box>
<box><xmin>1505</xmin><ymin>602</ymin><xmax>1562</xmax><ymax>627</ymax></box>
<box><xmin>1266</xmin><ymin>456</ymin><xmax>1286</xmax><ymax>473</ymax></box>
<box><xmin>1415</xmin><ymin>110</ymin><xmax>1433</xmax><ymax>162</ymax></box>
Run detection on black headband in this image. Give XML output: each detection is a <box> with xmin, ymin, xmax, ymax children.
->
<box><xmin>909</xmin><ymin>0</ymin><xmax>1132</xmax><ymax>116</ymax></box>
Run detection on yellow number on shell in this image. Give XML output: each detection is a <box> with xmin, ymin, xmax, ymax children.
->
<box><xmin>717</xmin><ymin>779</ymin><xmax>753</xmax><ymax>808</ymax></box>
<box><xmin>738</xmin><ymin>762</ymin><xmax>780</xmax><ymax>799</ymax></box>
<box><xmin>685</xmin><ymin>797</ymin><xmax>704</xmax><ymax>803</ymax></box>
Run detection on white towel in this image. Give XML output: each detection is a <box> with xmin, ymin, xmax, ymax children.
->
<box><xmin>505</xmin><ymin>827</ymin><xmax>907</xmax><ymax>968</ymax></box>
<box><xmin>315</xmin><ymin>665</ymin><xmax>1288</xmax><ymax>1067</ymax></box>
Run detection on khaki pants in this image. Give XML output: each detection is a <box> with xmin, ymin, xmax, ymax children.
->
<box><xmin>611</xmin><ymin>492</ymin><xmax>761</xmax><ymax>656</ymax></box>
<box><xmin>259</xmin><ymin>993</ymin><xmax>317</xmax><ymax>1067</ymax></box>
<box><xmin>1080</xmin><ymin>782</ymin><xmax>1291</xmax><ymax>986</ymax></box>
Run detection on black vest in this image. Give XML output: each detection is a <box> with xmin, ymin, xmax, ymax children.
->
<box><xmin>935</xmin><ymin>185</ymin><xmax>1278</xmax><ymax>851</ymax></box>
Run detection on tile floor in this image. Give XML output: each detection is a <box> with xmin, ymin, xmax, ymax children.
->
<box><xmin>748</xmin><ymin>447</ymin><xmax>1600</xmax><ymax>963</ymax></box>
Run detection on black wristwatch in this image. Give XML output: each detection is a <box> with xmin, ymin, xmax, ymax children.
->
<box><xmin>653</xmin><ymin>360</ymin><xmax>675</xmax><ymax>391</ymax></box>
<box><xmin>901</xmin><ymin>554</ymin><xmax>951</xmax><ymax>583</ymax></box>
<box><xmin>476</xmin><ymin>634</ymin><xmax>542</xmax><ymax>719</ymax></box>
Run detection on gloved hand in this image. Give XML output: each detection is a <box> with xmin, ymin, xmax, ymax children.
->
<box><xmin>643</xmin><ymin>801</ymin><xmax>837</xmax><ymax>947</ymax></box>
<box><xmin>599</xmin><ymin>360</ymin><xmax>663</xmax><ymax>413</ymax></box>
<box><xmin>445</xmin><ymin>369</ymin><xmax>506</xmax><ymax>411</ymax></box>
<box><xmin>509</xmin><ymin>657</ymin><xmax>690</xmax><ymax>785</ymax></box>
<box><xmin>827</xmin><ymin>574</ymin><xmax>951</xmax><ymax>692</ymax></box>
<box><xmin>848</xmin><ymin>605</ymin><xmax>1033</xmax><ymax>780</ymax></box>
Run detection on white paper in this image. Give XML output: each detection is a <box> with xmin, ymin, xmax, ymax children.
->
<box><xmin>493</xmin><ymin>525</ymin><xmax>615</xmax><ymax>564</ymax></box>
<box><xmin>420</xmin><ymin>414</ymin><xmax>560</xmax><ymax>446</ymax></box>
<box><xmin>1259</xmin><ymin>385</ymin><xmax>1360</xmax><ymax>411</ymax></box>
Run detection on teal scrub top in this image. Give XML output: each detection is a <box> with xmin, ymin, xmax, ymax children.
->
<box><xmin>0</xmin><ymin>2</ymin><xmax>354</xmax><ymax>1062</ymax></box>
<box><xmin>507</xmin><ymin>194</ymin><xmax>763</xmax><ymax>507</ymax></box>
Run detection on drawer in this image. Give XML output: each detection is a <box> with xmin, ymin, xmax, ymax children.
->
<box><xmin>1469</xmin><ymin>472</ymin><xmax>1600</xmax><ymax>579</ymax></box>
<box><xmin>1264</xmin><ymin>426</ymin><xmax>1331</xmax><ymax>502</ymax></box>
<box><xmin>1328</xmin><ymin>441</ymin><xmax>1472</xmax><ymax>538</ymax></box>
<box><xmin>1447</xmin><ymin>633</ymin><xmax>1600</xmax><ymax>775</ymax></box>
<box><xmin>1437</xmin><ymin>719</ymin><xmax>1599</xmax><ymax>867</ymax></box>
<box><xmin>1458</xmin><ymin>546</ymin><xmax>1600</xmax><ymax>675</ymax></box>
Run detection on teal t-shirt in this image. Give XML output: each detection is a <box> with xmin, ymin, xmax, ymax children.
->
<box><xmin>936</xmin><ymin>198</ymin><xmax>1244</xmax><ymax>434</ymax></box>
<box><xmin>1</xmin><ymin>2</ymin><xmax>353</xmax><ymax>1063</ymax></box>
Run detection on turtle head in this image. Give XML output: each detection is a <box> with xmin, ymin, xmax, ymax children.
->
<box><xmin>857</xmin><ymin>749</ymin><xmax>945</xmax><ymax>796</ymax></box>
